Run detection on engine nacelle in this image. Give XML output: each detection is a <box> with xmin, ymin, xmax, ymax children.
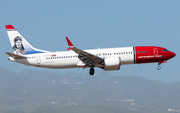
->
<box><xmin>104</xmin><ymin>57</ymin><xmax>121</xmax><ymax>71</ymax></box>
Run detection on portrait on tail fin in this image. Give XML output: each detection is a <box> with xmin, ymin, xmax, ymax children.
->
<box><xmin>12</xmin><ymin>36</ymin><xmax>27</xmax><ymax>55</ymax></box>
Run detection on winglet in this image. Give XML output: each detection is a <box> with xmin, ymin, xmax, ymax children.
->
<box><xmin>66</xmin><ymin>37</ymin><xmax>74</xmax><ymax>50</ymax></box>
<box><xmin>5</xmin><ymin>25</ymin><xmax>15</xmax><ymax>30</ymax></box>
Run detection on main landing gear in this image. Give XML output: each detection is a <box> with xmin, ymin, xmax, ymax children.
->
<box><xmin>89</xmin><ymin>67</ymin><xmax>95</xmax><ymax>75</ymax></box>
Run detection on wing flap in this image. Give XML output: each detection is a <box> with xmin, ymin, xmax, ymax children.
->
<box><xmin>72</xmin><ymin>47</ymin><xmax>103</xmax><ymax>64</ymax></box>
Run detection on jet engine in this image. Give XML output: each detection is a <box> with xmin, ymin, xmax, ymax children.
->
<box><xmin>104</xmin><ymin>57</ymin><xmax>121</xmax><ymax>71</ymax></box>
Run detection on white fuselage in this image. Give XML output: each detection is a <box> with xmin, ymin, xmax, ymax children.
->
<box><xmin>5</xmin><ymin>25</ymin><xmax>176</xmax><ymax>75</ymax></box>
<box><xmin>9</xmin><ymin>47</ymin><xmax>135</xmax><ymax>69</ymax></box>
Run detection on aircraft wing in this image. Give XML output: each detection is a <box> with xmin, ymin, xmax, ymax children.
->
<box><xmin>66</xmin><ymin>37</ymin><xmax>104</xmax><ymax>67</ymax></box>
<box><xmin>6</xmin><ymin>52</ymin><xmax>27</xmax><ymax>59</ymax></box>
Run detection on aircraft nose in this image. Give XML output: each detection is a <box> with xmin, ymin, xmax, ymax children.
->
<box><xmin>169</xmin><ymin>51</ymin><xmax>176</xmax><ymax>58</ymax></box>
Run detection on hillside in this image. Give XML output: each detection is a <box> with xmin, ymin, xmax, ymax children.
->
<box><xmin>0</xmin><ymin>67</ymin><xmax>179</xmax><ymax>113</ymax></box>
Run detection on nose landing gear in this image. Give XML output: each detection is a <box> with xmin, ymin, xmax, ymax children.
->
<box><xmin>89</xmin><ymin>67</ymin><xmax>95</xmax><ymax>75</ymax></box>
<box><xmin>157</xmin><ymin>62</ymin><xmax>161</xmax><ymax>70</ymax></box>
<box><xmin>157</xmin><ymin>66</ymin><xmax>161</xmax><ymax>70</ymax></box>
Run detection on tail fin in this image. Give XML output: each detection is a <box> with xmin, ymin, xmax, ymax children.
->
<box><xmin>5</xmin><ymin>25</ymin><xmax>48</xmax><ymax>55</ymax></box>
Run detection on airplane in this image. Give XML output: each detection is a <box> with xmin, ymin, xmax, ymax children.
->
<box><xmin>5</xmin><ymin>25</ymin><xmax>176</xmax><ymax>75</ymax></box>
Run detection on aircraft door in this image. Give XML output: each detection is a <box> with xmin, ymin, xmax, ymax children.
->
<box><xmin>154</xmin><ymin>48</ymin><xmax>158</xmax><ymax>56</ymax></box>
<box><xmin>36</xmin><ymin>56</ymin><xmax>41</xmax><ymax>64</ymax></box>
<box><xmin>153</xmin><ymin>48</ymin><xmax>159</xmax><ymax>60</ymax></box>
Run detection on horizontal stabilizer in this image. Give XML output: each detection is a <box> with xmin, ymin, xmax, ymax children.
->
<box><xmin>6</xmin><ymin>52</ymin><xmax>27</xmax><ymax>59</ymax></box>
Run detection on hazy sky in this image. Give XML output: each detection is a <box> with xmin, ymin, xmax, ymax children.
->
<box><xmin>0</xmin><ymin>1</ymin><xmax>179</xmax><ymax>83</ymax></box>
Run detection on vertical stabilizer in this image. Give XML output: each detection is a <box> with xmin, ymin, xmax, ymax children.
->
<box><xmin>5</xmin><ymin>25</ymin><xmax>48</xmax><ymax>55</ymax></box>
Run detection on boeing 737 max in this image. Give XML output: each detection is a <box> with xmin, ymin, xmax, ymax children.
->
<box><xmin>5</xmin><ymin>25</ymin><xmax>176</xmax><ymax>75</ymax></box>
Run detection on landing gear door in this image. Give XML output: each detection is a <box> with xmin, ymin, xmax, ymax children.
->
<box><xmin>36</xmin><ymin>56</ymin><xmax>41</xmax><ymax>64</ymax></box>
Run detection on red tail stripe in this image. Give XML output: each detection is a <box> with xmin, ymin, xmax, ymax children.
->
<box><xmin>5</xmin><ymin>25</ymin><xmax>15</xmax><ymax>30</ymax></box>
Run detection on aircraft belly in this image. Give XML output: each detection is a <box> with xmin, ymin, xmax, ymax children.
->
<box><xmin>18</xmin><ymin>59</ymin><xmax>30</xmax><ymax>65</ymax></box>
<box><xmin>57</xmin><ymin>59</ymin><xmax>77</xmax><ymax>67</ymax></box>
<box><xmin>40</xmin><ymin>59</ymin><xmax>78</xmax><ymax>69</ymax></box>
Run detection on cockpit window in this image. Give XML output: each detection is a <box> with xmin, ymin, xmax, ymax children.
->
<box><xmin>162</xmin><ymin>49</ymin><xmax>168</xmax><ymax>52</ymax></box>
